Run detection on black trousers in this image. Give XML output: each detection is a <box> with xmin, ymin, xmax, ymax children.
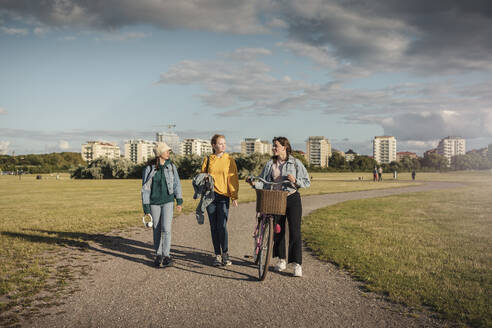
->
<box><xmin>273</xmin><ymin>192</ymin><xmax>303</xmax><ymax>265</ymax></box>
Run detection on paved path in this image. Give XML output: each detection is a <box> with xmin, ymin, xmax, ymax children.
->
<box><xmin>29</xmin><ymin>182</ymin><xmax>461</xmax><ymax>328</ymax></box>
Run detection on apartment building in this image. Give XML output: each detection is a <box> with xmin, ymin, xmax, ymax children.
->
<box><xmin>180</xmin><ymin>138</ymin><xmax>213</xmax><ymax>156</ymax></box>
<box><xmin>81</xmin><ymin>141</ymin><xmax>120</xmax><ymax>162</ymax></box>
<box><xmin>373</xmin><ymin>136</ymin><xmax>397</xmax><ymax>164</ymax></box>
<box><xmin>124</xmin><ymin>140</ymin><xmax>155</xmax><ymax>164</ymax></box>
<box><xmin>345</xmin><ymin>149</ymin><xmax>358</xmax><ymax>162</ymax></box>
<box><xmin>306</xmin><ymin>136</ymin><xmax>332</xmax><ymax>167</ymax></box>
<box><xmin>240</xmin><ymin>138</ymin><xmax>272</xmax><ymax>155</ymax></box>
<box><xmin>156</xmin><ymin>132</ymin><xmax>180</xmax><ymax>154</ymax></box>
<box><xmin>488</xmin><ymin>144</ymin><xmax>492</xmax><ymax>162</ymax></box>
<box><xmin>396</xmin><ymin>151</ymin><xmax>418</xmax><ymax>162</ymax></box>
<box><xmin>437</xmin><ymin>136</ymin><xmax>466</xmax><ymax>166</ymax></box>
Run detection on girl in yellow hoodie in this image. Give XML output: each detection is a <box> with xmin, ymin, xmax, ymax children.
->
<box><xmin>201</xmin><ymin>134</ymin><xmax>239</xmax><ymax>266</ymax></box>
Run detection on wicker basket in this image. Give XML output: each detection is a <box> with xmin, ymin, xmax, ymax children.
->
<box><xmin>255</xmin><ymin>189</ymin><xmax>288</xmax><ymax>215</ymax></box>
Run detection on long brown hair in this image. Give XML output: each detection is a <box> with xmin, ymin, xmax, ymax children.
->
<box><xmin>272</xmin><ymin>136</ymin><xmax>292</xmax><ymax>163</ymax></box>
<box><xmin>211</xmin><ymin>134</ymin><xmax>225</xmax><ymax>154</ymax></box>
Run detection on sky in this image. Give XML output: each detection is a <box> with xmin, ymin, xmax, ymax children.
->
<box><xmin>1</xmin><ymin>0</ymin><xmax>492</xmax><ymax>156</ymax></box>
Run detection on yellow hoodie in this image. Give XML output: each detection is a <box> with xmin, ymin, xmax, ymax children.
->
<box><xmin>201</xmin><ymin>153</ymin><xmax>239</xmax><ymax>200</ymax></box>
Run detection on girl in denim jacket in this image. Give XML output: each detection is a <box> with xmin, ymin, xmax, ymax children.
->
<box><xmin>141</xmin><ymin>142</ymin><xmax>183</xmax><ymax>268</ymax></box>
<box><xmin>252</xmin><ymin>137</ymin><xmax>310</xmax><ymax>277</ymax></box>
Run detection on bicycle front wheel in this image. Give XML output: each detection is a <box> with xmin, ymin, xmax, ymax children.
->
<box><xmin>258</xmin><ymin>216</ymin><xmax>273</xmax><ymax>281</ymax></box>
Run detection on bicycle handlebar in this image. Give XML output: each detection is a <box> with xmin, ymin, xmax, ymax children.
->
<box><xmin>247</xmin><ymin>176</ymin><xmax>291</xmax><ymax>185</ymax></box>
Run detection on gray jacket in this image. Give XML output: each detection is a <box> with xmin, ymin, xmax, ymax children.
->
<box><xmin>141</xmin><ymin>162</ymin><xmax>183</xmax><ymax>206</ymax></box>
<box><xmin>192</xmin><ymin>173</ymin><xmax>215</xmax><ymax>224</ymax></box>
<box><xmin>254</xmin><ymin>155</ymin><xmax>310</xmax><ymax>192</ymax></box>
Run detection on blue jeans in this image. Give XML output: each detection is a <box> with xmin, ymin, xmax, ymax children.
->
<box><xmin>150</xmin><ymin>202</ymin><xmax>174</xmax><ymax>258</ymax></box>
<box><xmin>206</xmin><ymin>192</ymin><xmax>230</xmax><ymax>255</ymax></box>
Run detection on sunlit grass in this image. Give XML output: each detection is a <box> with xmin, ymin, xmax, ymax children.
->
<box><xmin>303</xmin><ymin>174</ymin><xmax>492</xmax><ymax>327</ymax></box>
<box><xmin>0</xmin><ymin>170</ymin><xmax>485</xmax><ymax>323</ymax></box>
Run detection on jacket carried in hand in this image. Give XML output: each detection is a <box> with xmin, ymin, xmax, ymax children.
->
<box><xmin>192</xmin><ymin>173</ymin><xmax>215</xmax><ymax>224</ymax></box>
<box><xmin>141</xmin><ymin>161</ymin><xmax>183</xmax><ymax>214</ymax></box>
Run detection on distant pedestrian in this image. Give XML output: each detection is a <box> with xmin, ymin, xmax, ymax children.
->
<box><xmin>373</xmin><ymin>167</ymin><xmax>378</xmax><ymax>182</ymax></box>
<box><xmin>412</xmin><ymin>170</ymin><xmax>416</xmax><ymax>181</ymax></box>
<box><xmin>141</xmin><ymin>142</ymin><xmax>183</xmax><ymax>268</ymax></box>
<box><xmin>201</xmin><ymin>134</ymin><xmax>239</xmax><ymax>267</ymax></box>
<box><xmin>393</xmin><ymin>170</ymin><xmax>397</xmax><ymax>180</ymax></box>
<box><xmin>378</xmin><ymin>167</ymin><xmax>383</xmax><ymax>181</ymax></box>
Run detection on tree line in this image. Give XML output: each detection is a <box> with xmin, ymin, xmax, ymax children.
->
<box><xmin>0</xmin><ymin>152</ymin><xmax>84</xmax><ymax>173</ymax></box>
<box><xmin>2</xmin><ymin>150</ymin><xmax>490</xmax><ymax>179</ymax></box>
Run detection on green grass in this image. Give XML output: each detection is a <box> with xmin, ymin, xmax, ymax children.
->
<box><xmin>0</xmin><ymin>171</ymin><xmax>483</xmax><ymax>324</ymax></box>
<box><xmin>303</xmin><ymin>172</ymin><xmax>492</xmax><ymax>327</ymax></box>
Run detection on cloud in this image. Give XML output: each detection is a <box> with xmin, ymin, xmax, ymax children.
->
<box><xmin>158</xmin><ymin>49</ymin><xmax>492</xmax><ymax>141</ymax></box>
<box><xmin>58</xmin><ymin>140</ymin><xmax>70</xmax><ymax>150</ymax></box>
<box><xmin>0</xmin><ymin>107</ymin><xmax>7</xmax><ymax>114</ymax></box>
<box><xmin>96</xmin><ymin>31</ymin><xmax>150</xmax><ymax>41</ymax></box>
<box><xmin>279</xmin><ymin>0</ymin><xmax>492</xmax><ymax>74</ymax></box>
<box><xmin>0</xmin><ymin>141</ymin><xmax>9</xmax><ymax>155</ymax></box>
<box><xmin>0</xmin><ymin>0</ymin><xmax>269</xmax><ymax>34</ymax></box>
<box><xmin>33</xmin><ymin>26</ymin><xmax>49</xmax><ymax>35</ymax></box>
<box><xmin>0</xmin><ymin>26</ymin><xmax>28</xmax><ymax>35</ymax></box>
<box><xmin>2</xmin><ymin>0</ymin><xmax>492</xmax><ymax>74</ymax></box>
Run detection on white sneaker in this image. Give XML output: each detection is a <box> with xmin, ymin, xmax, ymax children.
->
<box><xmin>213</xmin><ymin>255</ymin><xmax>222</xmax><ymax>267</ymax></box>
<box><xmin>274</xmin><ymin>259</ymin><xmax>287</xmax><ymax>272</ymax></box>
<box><xmin>293</xmin><ymin>263</ymin><xmax>302</xmax><ymax>277</ymax></box>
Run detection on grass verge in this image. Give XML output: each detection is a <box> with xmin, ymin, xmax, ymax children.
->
<box><xmin>302</xmin><ymin>174</ymin><xmax>492</xmax><ymax>327</ymax></box>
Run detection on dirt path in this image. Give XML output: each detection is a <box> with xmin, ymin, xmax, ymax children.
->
<box><xmin>28</xmin><ymin>181</ymin><xmax>461</xmax><ymax>328</ymax></box>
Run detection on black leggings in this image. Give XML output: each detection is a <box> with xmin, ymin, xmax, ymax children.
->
<box><xmin>273</xmin><ymin>192</ymin><xmax>303</xmax><ymax>265</ymax></box>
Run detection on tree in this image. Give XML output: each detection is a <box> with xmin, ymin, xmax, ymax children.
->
<box><xmin>350</xmin><ymin>155</ymin><xmax>377</xmax><ymax>171</ymax></box>
<box><xmin>328</xmin><ymin>152</ymin><xmax>347</xmax><ymax>170</ymax></box>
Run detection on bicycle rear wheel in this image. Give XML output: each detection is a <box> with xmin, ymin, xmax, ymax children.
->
<box><xmin>258</xmin><ymin>216</ymin><xmax>273</xmax><ymax>281</ymax></box>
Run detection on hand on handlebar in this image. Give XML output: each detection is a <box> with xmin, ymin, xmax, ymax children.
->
<box><xmin>287</xmin><ymin>174</ymin><xmax>296</xmax><ymax>184</ymax></box>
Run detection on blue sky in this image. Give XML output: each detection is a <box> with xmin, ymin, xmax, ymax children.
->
<box><xmin>1</xmin><ymin>1</ymin><xmax>492</xmax><ymax>156</ymax></box>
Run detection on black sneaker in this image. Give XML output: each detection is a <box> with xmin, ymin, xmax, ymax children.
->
<box><xmin>154</xmin><ymin>256</ymin><xmax>162</xmax><ymax>268</ymax></box>
<box><xmin>162</xmin><ymin>256</ymin><xmax>173</xmax><ymax>267</ymax></box>
<box><xmin>222</xmin><ymin>253</ymin><xmax>232</xmax><ymax>266</ymax></box>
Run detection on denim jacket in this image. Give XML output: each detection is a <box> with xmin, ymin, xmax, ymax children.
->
<box><xmin>254</xmin><ymin>155</ymin><xmax>310</xmax><ymax>193</ymax></box>
<box><xmin>141</xmin><ymin>161</ymin><xmax>183</xmax><ymax>206</ymax></box>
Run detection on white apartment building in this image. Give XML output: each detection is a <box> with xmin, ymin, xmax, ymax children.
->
<box><xmin>437</xmin><ymin>136</ymin><xmax>466</xmax><ymax>166</ymax></box>
<box><xmin>345</xmin><ymin>149</ymin><xmax>358</xmax><ymax>162</ymax></box>
<box><xmin>240</xmin><ymin>138</ymin><xmax>272</xmax><ymax>155</ymax></box>
<box><xmin>180</xmin><ymin>138</ymin><xmax>213</xmax><ymax>156</ymax></box>
<box><xmin>124</xmin><ymin>140</ymin><xmax>155</xmax><ymax>164</ymax></box>
<box><xmin>306</xmin><ymin>136</ymin><xmax>332</xmax><ymax>167</ymax></box>
<box><xmin>156</xmin><ymin>132</ymin><xmax>180</xmax><ymax>154</ymax></box>
<box><xmin>81</xmin><ymin>141</ymin><xmax>121</xmax><ymax>162</ymax></box>
<box><xmin>373</xmin><ymin>136</ymin><xmax>397</xmax><ymax>164</ymax></box>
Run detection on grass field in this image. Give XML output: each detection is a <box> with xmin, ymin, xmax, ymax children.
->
<box><xmin>0</xmin><ymin>171</ymin><xmax>486</xmax><ymax>325</ymax></box>
<box><xmin>303</xmin><ymin>171</ymin><xmax>492</xmax><ymax>327</ymax></box>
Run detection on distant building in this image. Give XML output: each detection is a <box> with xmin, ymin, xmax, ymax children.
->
<box><xmin>424</xmin><ymin>148</ymin><xmax>438</xmax><ymax>157</ymax></box>
<box><xmin>466</xmin><ymin>147</ymin><xmax>488</xmax><ymax>159</ymax></box>
<box><xmin>81</xmin><ymin>141</ymin><xmax>120</xmax><ymax>162</ymax></box>
<box><xmin>156</xmin><ymin>131</ymin><xmax>180</xmax><ymax>154</ymax></box>
<box><xmin>489</xmin><ymin>144</ymin><xmax>492</xmax><ymax>162</ymax></box>
<box><xmin>373</xmin><ymin>136</ymin><xmax>397</xmax><ymax>164</ymax></box>
<box><xmin>240</xmin><ymin>138</ymin><xmax>272</xmax><ymax>155</ymax></box>
<box><xmin>437</xmin><ymin>136</ymin><xmax>465</xmax><ymax>166</ymax></box>
<box><xmin>332</xmin><ymin>149</ymin><xmax>345</xmax><ymax>157</ymax></box>
<box><xmin>345</xmin><ymin>149</ymin><xmax>358</xmax><ymax>162</ymax></box>
<box><xmin>306</xmin><ymin>136</ymin><xmax>332</xmax><ymax>167</ymax></box>
<box><xmin>396</xmin><ymin>151</ymin><xmax>418</xmax><ymax>162</ymax></box>
<box><xmin>124</xmin><ymin>140</ymin><xmax>155</xmax><ymax>164</ymax></box>
<box><xmin>180</xmin><ymin>138</ymin><xmax>213</xmax><ymax>156</ymax></box>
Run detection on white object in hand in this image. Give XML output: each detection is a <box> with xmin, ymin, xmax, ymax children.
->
<box><xmin>142</xmin><ymin>214</ymin><xmax>153</xmax><ymax>228</ymax></box>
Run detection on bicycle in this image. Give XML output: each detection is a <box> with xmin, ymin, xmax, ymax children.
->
<box><xmin>248</xmin><ymin>176</ymin><xmax>290</xmax><ymax>281</ymax></box>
